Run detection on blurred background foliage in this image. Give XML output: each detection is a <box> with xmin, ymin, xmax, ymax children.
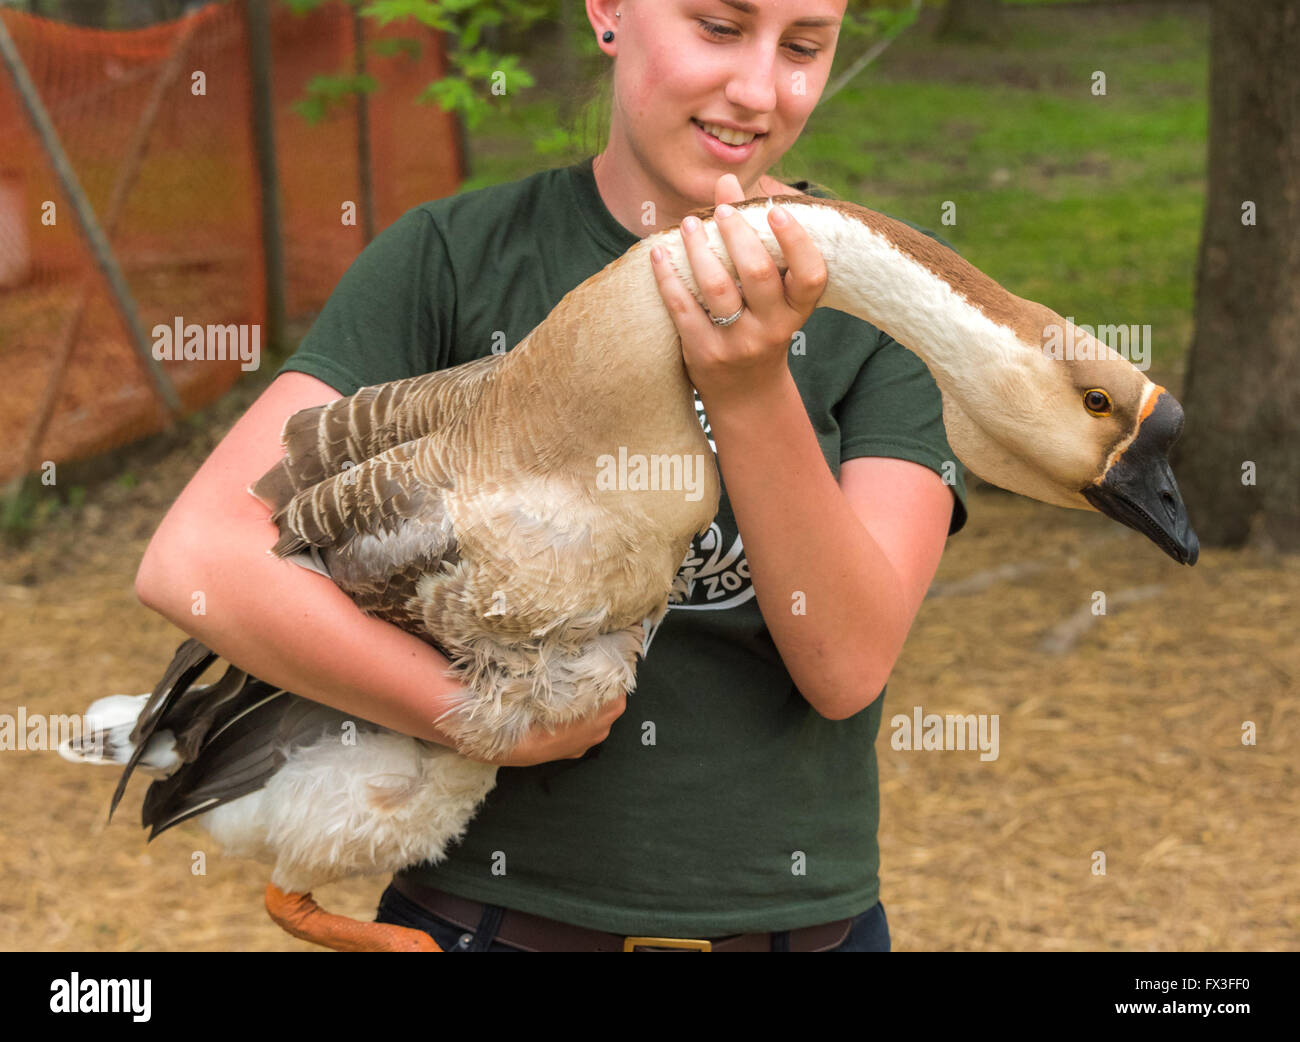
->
<box><xmin>2</xmin><ymin>0</ymin><xmax>1213</xmax><ymax>527</ymax></box>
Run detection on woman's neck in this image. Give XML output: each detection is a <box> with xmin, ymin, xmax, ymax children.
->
<box><xmin>592</xmin><ymin>149</ymin><xmax>793</xmax><ymax>239</ymax></box>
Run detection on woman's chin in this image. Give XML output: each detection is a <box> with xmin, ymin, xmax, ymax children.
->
<box><xmin>681</xmin><ymin>160</ymin><xmax>759</xmax><ymax>199</ymax></box>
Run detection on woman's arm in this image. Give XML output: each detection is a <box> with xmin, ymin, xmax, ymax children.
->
<box><xmin>135</xmin><ymin>370</ymin><xmax>623</xmax><ymax>762</ymax></box>
<box><xmin>704</xmin><ymin>379</ymin><xmax>952</xmax><ymax>718</ymax></box>
<box><xmin>650</xmin><ymin>178</ymin><xmax>955</xmax><ymax>719</ymax></box>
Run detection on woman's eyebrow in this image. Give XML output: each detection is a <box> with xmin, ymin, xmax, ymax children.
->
<box><xmin>717</xmin><ymin>0</ymin><xmax>839</xmax><ymax>28</ymax></box>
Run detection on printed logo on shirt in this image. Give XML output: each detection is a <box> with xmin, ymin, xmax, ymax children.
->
<box><xmin>671</xmin><ymin>522</ymin><xmax>753</xmax><ymax>611</ymax></box>
<box><xmin>639</xmin><ymin>392</ymin><xmax>755</xmax><ymax>656</ymax></box>
<box><xmin>673</xmin><ymin>391</ymin><xmax>755</xmax><ymax>612</ymax></box>
<box><xmin>694</xmin><ymin>389</ymin><xmax>716</xmax><ymax>454</ymax></box>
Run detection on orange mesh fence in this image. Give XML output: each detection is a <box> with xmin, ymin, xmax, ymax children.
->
<box><xmin>0</xmin><ymin>0</ymin><xmax>461</xmax><ymax>482</ymax></box>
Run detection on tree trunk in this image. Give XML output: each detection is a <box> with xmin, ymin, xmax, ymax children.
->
<box><xmin>1174</xmin><ymin>0</ymin><xmax>1300</xmax><ymax>551</ymax></box>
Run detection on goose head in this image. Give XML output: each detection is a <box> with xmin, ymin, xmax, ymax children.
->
<box><xmin>649</xmin><ymin>196</ymin><xmax>1199</xmax><ymax>565</ymax></box>
<box><xmin>931</xmin><ymin>299</ymin><xmax>1199</xmax><ymax>565</ymax></box>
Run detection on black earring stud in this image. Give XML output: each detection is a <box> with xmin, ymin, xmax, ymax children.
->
<box><xmin>602</xmin><ymin>30</ymin><xmax>614</xmax><ymax>42</ymax></box>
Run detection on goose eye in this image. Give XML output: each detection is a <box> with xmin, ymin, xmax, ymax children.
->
<box><xmin>1083</xmin><ymin>389</ymin><xmax>1112</xmax><ymax>415</ymax></box>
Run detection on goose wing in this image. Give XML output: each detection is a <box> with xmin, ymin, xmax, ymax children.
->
<box><xmin>254</xmin><ymin>436</ymin><xmax>463</xmax><ymax>636</ymax></box>
<box><xmin>123</xmin><ymin>365</ymin><xmax>495</xmax><ymax>830</ymax></box>
<box><xmin>252</xmin><ymin>354</ymin><xmax>504</xmax><ymax>504</ymax></box>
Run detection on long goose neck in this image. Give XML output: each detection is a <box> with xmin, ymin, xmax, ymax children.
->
<box><xmin>484</xmin><ymin>196</ymin><xmax>1045</xmax><ymax>461</ymax></box>
<box><xmin>644</xmin><ymin>195</ymin><xmax>1044</xmax><ymax>393</ymax></box>
<box><xmin>479</xmin><ymin>246</ymin><xmax>716</xmax><ymax>537</ymax></box>
<box><xmin>486</xmin><ymin>247</ymin><xmax>698</xmax><ymax>458</ymax></box>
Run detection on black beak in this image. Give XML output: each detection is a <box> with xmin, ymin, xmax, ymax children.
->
<box><xmin>1082</xmin><ymin>391</ymin><xmax>1199</xmax><ymax>565</ymax></box>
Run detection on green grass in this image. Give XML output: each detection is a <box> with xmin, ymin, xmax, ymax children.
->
<box><xmin>788</xmin><ymin>7</ymin><xmax>1209</xmax><ymax>372</ymax></box>
<box><xmin>462</xmin><ymin>3</ymin><xmax>1209</xmax><ymax>373</ymax></box>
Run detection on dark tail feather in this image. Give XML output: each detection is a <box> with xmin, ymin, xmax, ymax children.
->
<box><xmin>110</xmin><ymin>639</ymin><xmax>217</xmax><ymax>821</ymax></box>
<box><xmin>110</xmin><ymin>638</ymin><xmax>297</xmax><ymax>840</ymax></box>
<box><xmin>115</xmin><ymin>639</ymin><xmax>376</xmax><ymax>842</ymax></box>
<box><xmin>140</xmin><ymin>680</ymin><xmax>291</xmax><ymax>839</ymax></box>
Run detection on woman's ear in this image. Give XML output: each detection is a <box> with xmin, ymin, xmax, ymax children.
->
<box><xmin>587</xmin><ymin>0</ymin><xmax>621</xmax><ymax>52</ymax></box>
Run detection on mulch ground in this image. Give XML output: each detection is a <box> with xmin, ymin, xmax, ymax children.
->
<box><xmin>1</xmin><ymin>369</ymin><xmax>1296</xmax><ymax>952</ymax></box>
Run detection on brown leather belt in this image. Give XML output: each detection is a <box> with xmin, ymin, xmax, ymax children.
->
<box><xmin>391</xmin><ymin>875</ymin><xmax>854</xmax><ymax>952</ymax></box>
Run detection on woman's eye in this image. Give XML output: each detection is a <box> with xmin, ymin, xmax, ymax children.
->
<box><xmin>697</xmin><ymin>19</ymin><xmax>737</xmax><ymax>40</ymax></box>
<box><xmin>696</xmin><ymin>19</ymin><xmax>822</xmax><ymax>60</ymax></box>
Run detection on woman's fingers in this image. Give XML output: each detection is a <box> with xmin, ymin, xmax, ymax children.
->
<box><xmin>565</xmin><ymin>695</ymin><xmax>627</xmax><ymax>758</ymax></box>
<box><xmin>714</xmin><ymin>172</ymin><xmax>746</xmax><ymax>206</ymax></box>
<box><xmin>768</xmin><ymin>205</ymin><xmax>828</xmax><ymax>315</ymax></box>
<box><xmin>651</xmin><ymin>195</ymin><xmax>828</xmax><ymax>343</ymax></box>
<box><xmin>484</xmin><ymin>692</ymin><xmax>628</xmax><ymax>766</ymax></box>
<box><xmin>651</xmin><ymin>243</ymin><xmax>711</xmax><ymax>334</ymax></box>
<box><xmin>679</xmin><ymin>213</ymin><xmax>744</xmax><ymax>321</ymax></box>
<box><xmin>714</xmin><ymin>202</ymin><xmax>785</xmax><ymax>314</ymax></box>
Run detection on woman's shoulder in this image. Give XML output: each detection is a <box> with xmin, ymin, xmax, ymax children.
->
<box><xmin>416</xmin><ymin>163</ymin><xmax>572</xmax><ymax>224</ymax></box>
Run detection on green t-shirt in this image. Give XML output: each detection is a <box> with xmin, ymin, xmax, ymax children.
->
<box><xmin>276</xmin><ymin>155</ymin><xmax>969</xmax><ymax>936</ymax></box>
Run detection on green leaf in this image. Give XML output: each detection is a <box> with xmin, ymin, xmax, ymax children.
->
<box><xmin>292</xmin><ymin>97</ymin><xmax>327</xmax><ymax>124</ymax></box>
<box><xmin>282</xmin><ymin>0</ymin><xmax>332</xmax><ymax>15</ymax></box>
<box><xmin>369</xmin><ymin>36</ymin><xmax>422</xmax><ymax>60</ymax></box>
<box><xmin>459</xmin><ymin>7</ymin><xmax>503</xmax><ymax>50</ymax></box>
<box><xmin>293</xmin><ymin>73</ymin><xmax>379</xmax><ymax>123</ymax></box>
<box><xmin>532</xmin><ymin>126</ymin><xmax>574</xmax><ymax>156</ymax></box>
<box><xmin>360</xmin><ymin>0</ymin><xmax>452</xmax><ymax>31</ymax></box>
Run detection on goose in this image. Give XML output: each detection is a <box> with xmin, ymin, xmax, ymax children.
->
<box><xmin>62</xmin><ymin>193</ymin><xmax>1199</xmax><ymax>952</ymax></box>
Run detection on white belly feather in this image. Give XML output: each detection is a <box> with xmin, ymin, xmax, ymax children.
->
<box><xmin>202</xmin><ymin>734</ymin><xmax>499</xmax><ymax>893</ymax></box>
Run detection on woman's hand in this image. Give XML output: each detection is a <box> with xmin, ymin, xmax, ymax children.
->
<box><xmin>650</xmin><ymin>173</ymin><xmax>828</xmax><ymax>411</ymax></box>
<box><xmin>463</xmin><ymin>693</ymin><xmax>628</xmax><ymax>767</ymax></box>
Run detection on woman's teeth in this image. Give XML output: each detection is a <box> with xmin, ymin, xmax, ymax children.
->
<box><xmin>694</xmin><ymin>119</ymin><xmax>757</xmax><ymax>146</ymax></box>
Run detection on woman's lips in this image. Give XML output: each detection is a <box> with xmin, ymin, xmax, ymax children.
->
<box><xmin>692</xmin><ymin>118</ymin><xmax>762</xmax><ymax>163</ymax></box>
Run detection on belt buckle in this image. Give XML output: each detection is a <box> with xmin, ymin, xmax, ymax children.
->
<box><xmin>623</xmin><ymin>935</ymin><xmax>712</xmax><ymax>952</ymax></box>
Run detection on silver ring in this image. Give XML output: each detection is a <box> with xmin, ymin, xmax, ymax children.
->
<box><xmin>709</xmin><ymin>304</ymin><xmax>745</xmax><ymax>327</ymax></box>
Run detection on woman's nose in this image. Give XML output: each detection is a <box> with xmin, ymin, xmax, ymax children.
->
<box><xmin>724</xmin><ymin>55</ymin><xmax>778</xmax><ymax>114</ymax></box>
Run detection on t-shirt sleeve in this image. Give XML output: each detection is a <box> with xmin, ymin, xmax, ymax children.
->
<box><xmin>837</xmin><ymin>330</ymin><xmax>968</xmax><ymax>535</ymax></box>
<box><xmin>834</xmin><ymin>221</ymin><xmax>969</xmax><ymax>536</ymax></box>
<box><xmin>275</xmin><ymin>207</ymin><xmax>455</xmax><ymax>395</ymax></box>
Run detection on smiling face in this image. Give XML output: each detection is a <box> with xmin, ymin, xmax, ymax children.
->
<box><xmin>589</xmin><ymin>0</ymin><xmax>845</xmax><ymax>226</ymax></box>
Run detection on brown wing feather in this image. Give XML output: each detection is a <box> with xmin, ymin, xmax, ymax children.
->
<box><xmin>261</xmin><ymin>438</ymin><xmax>462</xmax><ymax>636</ymax></box>
<box><xmin>250</xmin><ymin>354</ymin><xmax>505</xmax><ymax>511</ymax></box>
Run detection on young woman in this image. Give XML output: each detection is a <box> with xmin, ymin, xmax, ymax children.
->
<box><xmin>135</xmin><ymin>0</ymin><xmax>966</xmax><ymax>952</ymax></box>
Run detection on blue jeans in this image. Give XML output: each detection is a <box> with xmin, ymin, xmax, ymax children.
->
<box><xmin>374</xmin><ymin>882</ymin><xmax>890</xmax><ymax>951</ymax></box>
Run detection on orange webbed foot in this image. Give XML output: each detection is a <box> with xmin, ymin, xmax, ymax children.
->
<box><xmin>265</xmin><ymin>883</ymin><xmax>442</xmax><ymax>952</ymax></box>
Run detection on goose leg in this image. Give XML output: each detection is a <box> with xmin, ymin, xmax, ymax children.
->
<box><xmin>265</xmin><ymin>884</ymin><xmax>442</xmax><ymax>952</ymax></box>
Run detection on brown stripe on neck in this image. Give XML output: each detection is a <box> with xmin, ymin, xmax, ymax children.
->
<box><xmin>684</xmin><ymin>194</ymin><xmax>1056</xmax><ymax>348</ymax></box>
